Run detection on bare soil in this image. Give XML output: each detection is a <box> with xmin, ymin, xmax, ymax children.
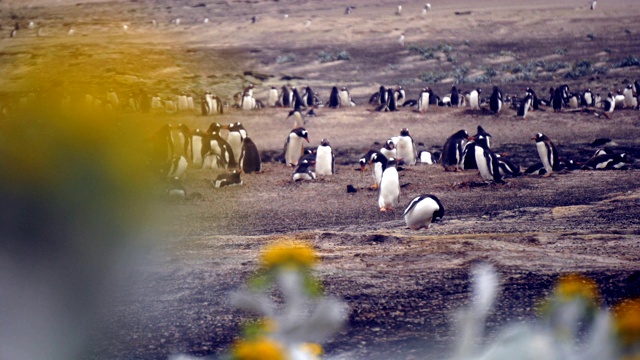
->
<box><xmin>1</xmin><ymin>0</ymin><xmax>640</xmax><ymax>359</ymax></box>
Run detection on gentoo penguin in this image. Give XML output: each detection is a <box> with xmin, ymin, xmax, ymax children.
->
<box><xmin>469</xmin><ymin>88</ymin><xmax>481</xmax><ymax>110</ymax></box>
<box><xmin>582</xmin><ymin>152</ymin><xmax>630</xmax><ymax>170</ymax></box>
<box><xmin>517</xmin><ymin>92</ymin><xmax>533</xmax><ymax>119</ymax></box>
<box><xmin>460</xmin><ymin>125</ymin><xmax>491</xmax><ymax>170</ymax></box>
<box><xmin>489</xmin><ymin>86</ymin><xmax>503</xmax><ymax>114</ymax></box>
<box><xmin>267</xmin><ymin>86</ymin><xmax>279</xmax><ymax>107</ymax></box>
<box><xmin>417</xmin><ymin>88</ymin><xmax>430</xmax><ymax>113</ymax></box>
<box><xmin>582</xmin><ymin>89</ymin><xmax>594</xmax><ymax>107</ymax></box>
<box><xmin>591</xmin><ymin>0</ymin><xmax>596</xmax><ymax>10</ymax></box>
<box><xmin>474</xmin><ymin>135</ymin><xmax>504</xmax><ymax>183</ymax></box>
<box><xmin>292</xmin><ymin>159</ymin><xmax>316</xmax><ymax>181</ymax></box>
<box><xmin>284</xmin><ymin>127</ymin><xmax>309</xmax><ymax>166</ymax></box>
<box><xmin>239</xmin><ymin>136</ymin><xmax>261</xmax><ymax>173</ymax></box>
<box><xmin>378</xmin><ymin>158</ymin><xmax>400</xmax><ymax>212</ymax></box>
<box><xmin>532</xmin><ymin>133</ymin><xmax>559</xmax><ymax>177</ymax></box>
<box><xmin>369</xmin><ymin>86</ymin><xmax>386</xmax><ymax>106</ymax></box>
<box><xmin>441</xmin><ymin>129</ymin><xmax>470</xmax><ymax>171</ymax></box>
<box><xmin>380</xmin><ymin>139</ymin><xmax>397</xmax><ymax>159</ymax></box>
<box><xmin>552</xmin><ymin>87</ymin><xmax>564</xmax><ymax>112</ymax></box>
<box><xmin>213</xmin><ymin>170</ymin><xmax>243</xmax><ymax>188</ymax></box>
<box><xmin>291</xmin><ymin>87</ymin><xmax>305</xmax><ymax>110</ymax></box>
<box><xmin>279</xmin><ymin>86</ymin><xmax>292</xmax><ymax>108</ymax></box>
<box><xmin>287</xmin><ymin>109</ymin><xmax>305</xmax><ymax>128</ymax></box>
<box><xmin>345</xmin><ymin>6</ymin><xmax>354</xmax><ymax>15</ymax></box>
<box><xmin>496</xmin><ymin>155</ymin><xmax>521</xmax><ymax>177</ymax></box>
<box><xmin>524</xmin><ymin>163</ymin><xmax>547</xmax><ymax>176</ymax></box>
<box><xmin>315</xmin><ymin>139</ymin><xmax>335</xmax><ymax>176</ymax></box>
<box><xmin>396</xmin><ymin>128</ymin><xmax>417</xmax><ymax>165</ymax></box>
<box><xmin>241</xmin><ymin>86</ymin><xmax>256</xmax><ymax>110</ymax></box>
<box><xmin>226</xmin><ymin>122</ymin><xmax>246</xmax><ymax>164</ymax></box>
<box><xmin>207</xmin><ymin>129</ymin><xmax>237</xmax><ymax>169</ymax></box>
<box><xmin>166</xmin><ymin>177</ymin><xmax>187</xmax><ymax>201</ymax></box>
<box><xmin>396</xmin><ymin>86</ymin><xmax>405</xmax><ymax>102</ymax></box>
<box><xmin>328</xmin><ymin>86</ymin><xmax>340</xmax><ymax>108</ymax></box>
<box><xmin>167</xmin><ymin>155</ymin><xmax>188</xmax><ymax>180</ymax></box>
<box><xmin>623</xmin><ymin>84</ymin><xmax>635</xmax><ymax>108</ymax></box>
<box><xmin>189</xmin><ymin>129</ymin><xmax>205</xmax><ymax>168</ymax></box>
<box><xmin>428</xmin><ymin>88</ymin><xmax>441</xmax><ymax>105</ymax></box>
<box><xmin>338</xmin><ymin>87</ymin><xmax>355</xmax><ymax>107</ymax></box>
<box><xmin>527</xmin><ymin>87</ymin><xmax>540</xmax><ymax>111</ymax></box>
<box><xmin>395</xmin><ymin>5</ymin><xmax>402</xmax><ymax>15</ymax></box>
<box><xmin>359</xmin><ymin>150</ymin><xmax>386</xmax><ymax>190</ymax></box>
<box><xmin>418</xmin><ymin>150</ymin><xmax>436</xmax><ymax>164</ymax></box>
<box><xmin>302</xmin><ymin>86</ymin><xmax>317</xmax><ymax>108</ymax></box>
<box><xmin>403</xmin><ymin>194</ymin><xmax>444</xmax><ymax>230</ymax></box>
<box><xmin>451</xmin><ymin>86</ymin><xmax>461</xmax><ymax>107</ymax></box>
<box><xmin>602</xmin><ymin>92</ymin><xmax>615</xmax><ymax>118</ymax></box>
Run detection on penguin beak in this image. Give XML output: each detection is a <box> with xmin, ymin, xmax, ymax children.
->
<box><xmin>531</xmin><ymin>136</ymin><xmax>536</xmax><ymax>140</ymax></box>
<box><xmin>467</xmin><ymin>136</ymin><xmax>474</xmax><ymax>141</ymax></box>
<box><xmin>360</xmin><ymin>164</ymin><xmax>366</xmax><ymax>172</ymax></box>
<box><xmin>305</xmin><ymin>137</ymin><xmax>310</xmax><ymax>143</ymax></box>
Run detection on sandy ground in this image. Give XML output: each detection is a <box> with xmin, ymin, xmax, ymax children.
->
<box><xmin>1</xmin><ymin>0</ymin><xmax>640</xmax><ymax>359</ymax></box>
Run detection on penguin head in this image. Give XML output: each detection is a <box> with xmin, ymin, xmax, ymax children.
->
<box><xmin>320</xmin><ymin>138</ymin><xmax>330</xmax><ymax>147</ymax></box>
<box><xmin>386</xmin><ymin>157</ymin><xmax>398</xmax><ymax>167</ymax></box>
<box><xmin>400</xmin><ymin>128</ymin><xmax>410</xmax><ymax>137</ymax></box>
<box><xmin>532</xmin><ymin>133</ymin><xmax>547</xmax><ymax>142</ymax></box>
<box><xmin>385</xmin><ymin>139</ymin><xmax>395</xmax><ymax>150</ymax></box>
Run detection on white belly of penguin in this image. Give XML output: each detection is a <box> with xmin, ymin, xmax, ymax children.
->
<box><xmin>404</xmin><ymin>198</ymin><xmax>439</xmax><ymax>230</ymax></box>
<box><xmin>227</xmin><ymin>133</ymin><xmax>243</xmax><ymax>164</ymax></box>
<box><xmin>396</xmin><ymin>138</ymin><xmax>415</xmax><ymax>165</ymax></box>
<box><xmin>315</xmin><ymin>147</ymin><xmax>333</xmax><ymax>176</ymax></box>
<box><xmin>191</xmin><ymin>136</ymin><xmax>203</xmax><ymax>167</ymax></box>
<box><xmin>378</xmin><ymin>168</ymin><xmax>400</xmax><ymax>208</ymax></box>
<box><xmin>286</xmin><ymin>137</ymin><xmax>303</xmax><ymax>166</ymax></box>
<box><xmin>537</xmin><ymin>142</ymin><xmax>553</xmax><ymax>173</ymax></box>
<box><xmin>381</xmin><ymin>148</ymin><xmax>396</xmax><ymax>159</ymax></box>
<box><xmin>418</xmin><ymin>93</ymin><xmax>429</xmax><ymax>112</ymax></box>
<box><xmin>475</xmin><ymin>147</ymin><xmax>493</xmax><ymax>181</ymax></box>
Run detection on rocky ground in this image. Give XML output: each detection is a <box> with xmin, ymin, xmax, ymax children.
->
<box><xmin>1</xmin><ymin>0</ymin><xmax>640</xmax><ymax>359</ymax></box>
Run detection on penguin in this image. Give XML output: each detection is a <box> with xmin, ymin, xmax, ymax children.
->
<box><xmin>170</xmin><ymin>123</ymin><xmax>191</xmax><ymax>158</ymax></box>
<box><xmin>241</xmin><ymin>86</ymin><xmax>256</xmax><ymax>110</ymax></box>
<box><xmin>418</xmin><ymin>150</ymin><xmax>436</xmax><ymax>164</ymax></box>
<box><xmin>417</xmin><ymin>88</ymin><xmax>430</xmax><ymax>113</ymax></box>
<box><xmin>279</xmin><ymin>86</ymin><xmax>292</xmax><ymax>108</ymax></box>
<box><xmin>284</xmin><ymin>127</ymin><xmax>309</xmax><ymax>166</ymax></box>
<box><xmin>591</xmin><ymin>0</ymin><xmax>596</xmax><ymax>10</ymax></box>
<box><xmin>267</xmin><ymin>86</ymin><xmax>279</xmax><ymax>107</ymax></box>
<box><xmin>213</xmin><ymin>170</ymin><xmax>243</xmax><ymax>188</ymax></box>
<box><xmin>527</xmin><ymin>88</ymin><xmax>540</xmax><ymax>111</ymax></box>
<box><xmin>208</xmin><ymin>130</ymin><xmax>236</xmax><ymax>169</ymax></box>
<box><xmin>396</xmin><ymin>128</ymin><xmax>417</xmax><ymax>165</ymax></box>
<box><xmin>167</xmin><ymin>155</ymin><xmax>188</xmax><ymax>180</ymax></box>
<box><xmin>489</xmin><ymin>86</ymin><xmax>503</xmax><ymax>114</ymax></box>
<box><xmin>582</xmin><ymin>89</ymin><xmax>594</xmax><ymax>107</ymax></box>
<box><xmin>568</xmin><ymin>93</ymin><xmax>579</xmax><ymax>109</ymax></box>
<box><xmin>441</xmin><ymin>129</ymin><xmax>470</xmax><ymax>171</ymax></box>
<box><xmin>291</xmin><ymin>87</ymin><xmax>305</xmax><ymax>110</ymax></box>
<box><xmin>378</xmin><ymin>157</ymin><xmax>400</xmax><ymax>212</ymax></box>
<box><xmin>166</xmin><ymin>177</ymin><xmax>187</xmax><ymax>201</ymax></box>
<box><xmin>190</xmin><ymin>129</ymin><xmax>205</xmax><ymax>168</ymax></box>
<box><xmin>239</xmin><ymin>136</ymin><xmax>261</xmax><ymax>173</ymax></box>
<box><xmin>532</xmin><ymin>133</ymin><xmax>559</xmax><ymax>177</ymax></box>
<box><xmin>460</xmin><ymin>125</ymin><xmax>491</xmax><ymax>170</ymax></box>
<box><xmin>302</xmin><ymin>86</ymin><xmax>316</xmax><ymax>108</ymax></box>
<box><xmin>396</xmin><ymin>86</ymin><xmax>405</xmax><ymax>102</ymax></box>
<box><xmin>517</xmin><ymin>93</ymin><xmax>533</xmax><ymax>119</ymax></box>
<box><xmin>428</xmin><ymin>88</ymin><xmax>441</xmax><ymax>105</ymax></box>
<box><xmin>623</xmin><ymin>84</ymin><xmax>635</xmax><ymax>108</ymax></box>
<box><xmin>315</xmin><ymin>138</ymin><xmax>335</xmax><ymax>176</ymax></box>
<box><xmin>292</xmin><ymin>159</ymin><xmax>316</xmax><ymax>181</ymax></box>
<box><xmin>594</xmin><ymin>93</ymin><xmax>602</xmax><ymax>108</ymax></box>
<box><xmin>177</xmin><ymin>92</ymin><xmax>189</xmax><ymax>111</ymax></box>
<box><xmin>582</xmin><ymin>152</ymin><xmax>630</xmax><ymax>170</ymax></box>
<box><xmin>524</xmin><ymin>163</ymin><xmax>547</xmax><ymax>176</ymax></box>
<box><xmin>474</xmin><ymin>135</ymin><xmax>504</xmax><ymax>183</ymax></box>
<box><xmin>107</xmin><ymin>89</ymin><xmax>119</xmax><ymax>109</ymax></box>
<box><xmin>359</xmin><ymin>150</ymin><xmax>385</xmax><ymax>190</ymax></box>
<box><xmin>338</xmin><ymin>87</ymin><xmax>355</xmax><ymax>107</ymax></box>
<box><xmin>450</xmin><ymin>86</ymin><xmax>461</xmax><ymax>107</ymax></box>
<box><xmin>552</xmin><ymin>87</ymin><xmax>564</xmax><ymax>112</ymax></box>
<box><xmin>328</xmin><ymin>86</ymin><xmax>340</xmax><ymax>108</ymax></box>
<box><xmin>496</xmin><ymin>155</ymin><xmax>521</xmax><ymax>177</ymax></box>
<box><xmin>403</xmin><ymin>194</ymin><xmax>444</xmax><ymax>230</ymax></box>
<box><xmin>602</xmin><ymin>92</ymin><xmax>615</xmax><ymax>118</ymax></box>
<box><xmin>395</xmin><ymin>5</ymin><xmax>402</xmax><ymax>15</ymax></box>
<box><xmin>226</xmin><ymin>122</ymin><xmax>246</xmax><ymax>165</ymax></box>
<box><xmin>370</xmin><ymin>86</ymin><xmax>386</xmax><ymax>106</ymax></box>
<box><xmin>469</xmin><ymin>88</ymin><xmax>481</xmax><ymax>110</ymax></box>
<box><xmin>380</xmin><ymin>139</ymin><xmax>396</xmax><ymax>160</ymax></box>
<box><xmin>287</xmin><ymin>109</ymin><xmax>305</xmax><ymax>128</ymax></box>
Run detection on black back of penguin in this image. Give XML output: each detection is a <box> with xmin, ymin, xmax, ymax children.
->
<box><xmin>240</xmin><ymin>137</ymin><xmax>261</xmax><ymax>173</ymax></box>
<box><xmin>442</xmin><ymin>129</ymin><xmax>469</xmax><ymax>168</ymax></box>
<box><xmin>329</xmin><ymin>86</ymin><xmax>340</xmax><ymax>108</ymax></box>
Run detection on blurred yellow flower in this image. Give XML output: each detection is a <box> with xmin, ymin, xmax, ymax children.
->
<box><xmin>261</xmin><ymin>239</ymin><xmax>317</xmax><ymax>270</ymax></box>
<box><xmin>300</xmin><ymin>342</ymin><xmax>324</xmax><ymax>357</ymax></box>
<box><xmin>554</xmin><ymin>274</ymin><xmax>599</xmax><ymax>303</ymax></box>
<box><xmin>233</xmin><ymin>337</ymin><xmax>286</xmax><ymax>360</ymax></box>
<box><xmin>613</xmin><ymin>298</ymin><xmax>640</xmax><ymax>346</ymax></box>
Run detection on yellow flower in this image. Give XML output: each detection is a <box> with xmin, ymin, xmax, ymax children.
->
<box><xmin>613</xmin><ymin>298</ymin><xmax>640</xmax><ymax>346</ymax></box>
<box><xmin>233</xmin><ymin>337</ymin><xmax>286</xmax><ymax>360</ymax></box>
<box><xmin>261</xmin><ymin>239</ymin><xmax>317</xmax><ymax>270</ymax></box>
<box><xmin>554</xmin><ymin>274</ymin><xmax>599</xmax><ymax>303</ymax></box>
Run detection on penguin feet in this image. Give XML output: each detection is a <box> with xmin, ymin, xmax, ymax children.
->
<box><xmin>543</xmin><ymin>172</ymin><xmax>552</xmax><ymax>178</ymax></box>
<box><xmin>380</xmin><ymin>207</ymin><xmax>387</xmax><ymax>212</ymax></box>
<box><xmin>370</xmin><ymin>184</ymin><xmax>379</xmax><ymax>190</ymax></box>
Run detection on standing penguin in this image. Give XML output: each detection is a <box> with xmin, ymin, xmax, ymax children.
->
<box><xmin>378</xmin><ymin>158</ymin><xmax>400</xmax><ymax>212</ymax></box>
<box><xmin>532</xmin><ymin>133</ymin><xmax>559</xmax><ymax>177</ymax></box>
<box><xmin>582</xmin><ymin>89</ymin><xmax>594</xmax><ymax>107</ymax></box>
<box><xmin>338</xmin><ymin>87</ymin><xmax>355</xmax><ymax>107</ymax></box>
<box><xmin>267</xmin><ymin>86</ymin><xmax>279</xmax><ymax>107</ymax></box>
<box><xmin>417</xmin><ymin>88</ymin><xmax>430</xmax><ymax>113</ymax></box>
<box><xmin>623</xmin><ymin>84</ymin><xmax>635</xmax><ymax>108</ymax></box>
<box><xmin>279</xmin><ymin>86</ymin><xmax>292</xmax><ymax>108</ymax></box>
<box><xmin>396</xmin><ymin>128</ymin><xmax>417</xmax><ymax>165</ymax></box>
<box><xmin>315</xmin><ymin>138</ymin><xmax>335</xmax><ymax>176</ymax></box>
<box><xmin>239</xmin><ymin>136</ymin><xmax>261</xmax><ymax>173</ymax></box>
<box><xmin>517</xmin><ymin>92</ymin><xmax>533</xmax><ymax>119</ymax></box>
<box><xmin>380</xmin><ymin>139</ymin><xmax>397</xmax><ymax>159</ymax></box>
<box><xmin>474</xmin><ymin>135</ymin><xmax>504</xmax><ymax>183</ymax></box>
<box><xmin>291</xmin><ymin>87</ymin><xmax>305</xmax><ymax>110</ymax></box>
<box><xmin>489</xmin><ymin>86</ymin><xmax>503</xmax><ymax>114</ymax></box>
<box><xmin>450</xmin><ymin>86</ymin><xmax>461</xmax><ymax>107</ymax></box>
<box><xmin>469</xmin><ymin>88</ymin><xmax>481</xmax><ymax>110</ymax></box>
<box><xmin>226</xmin><ymin>122</ymin><xmax>246</xmax><ymax>165</ymax></box>
<box><xmin>552</xmin><ymin>87</ymin><xmax>564</xmax><ymax>112</ymax></box>
<box><xmin>441</xmin><ymin>129</ymin><xmax>471</xmax><ymax>171</ymax></box>
<box><xmin>189</xmin><ymin>129</ymin><xmax>205</xmax><ymax>168</ymax></box>
<box><xmin>460</xmin><ymin>125</ymin><xmax>492</xmax><ymax>170</ymax></box>
<box><xmin>403</xmin><ymin>194</ymin><xmax>445</xmax><ymax>230</ymax></box>
<box><xmin>167</xmin><ymin>155</ymin><xmax>188</xmax><ymax>180</ymax></box>
<box><xmin>602</xmin><ymin>92</ymin><xmax>615</xmax><ymax>118</ymax></box>
<box><xmin>284</xmin><ymin>127</ymin><xmax>309</xmax><ymax>166</ymax></box>
<box><xmin>359</xmin><ymin>150</ymin><xmax>386</xmax><ymax>190</ymax></box>
<box><xmin>328</xmin><ymin>86</ymin><xmax>340</xmax><ymax>108</ymax></box>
